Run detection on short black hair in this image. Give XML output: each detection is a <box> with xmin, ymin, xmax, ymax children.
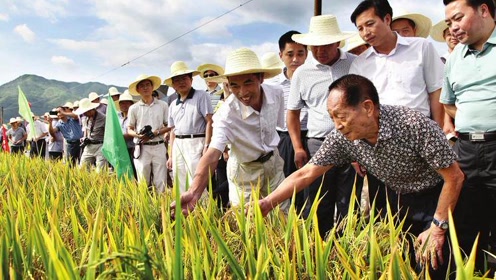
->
<box><xmin>278</xmin><ymin>30</ymin><xmax>307</xmax><ymax>51</ymax></box>
<box><xmin>351</xmin><ymin>0</ymin><xmax>393</xmax><ymax>25</ymax></box>
<box><xmin>443</xmin><ymin>0</ymin><xmax>495</xmax><ymax>18</ymax></box>
<box><xmin>328</xmin><ymin>74</ymin><xmax>380</xmax><ymax>108</ymax></box>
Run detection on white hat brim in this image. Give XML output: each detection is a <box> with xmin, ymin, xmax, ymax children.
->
<box><xmin>197</xmin><ymin>64</ymin><xmax>225</xmax><ymax>79</ymax></box>
<box><xmin>74</xmin><ymin>102</ymin><xmax>100</xmax><ymax>115</ymax></box>
<box><xmin>431</xmin><ymin>20</ymin><xmax>448</xmax><ymax>42</ymax></box>
<box><xmin>392</xmin><ymin>14</ymin><xmax>432</xmax><ymax>38</ymax></box>
<box><xmin>292</xmin><ymin>32</ymin><xmax>355</xmax><ymax>46</ymax></box>
<box><xmin>163</xmin><ymin>70</ymin><xmax>200</xmax><ymax>87</ymax></box>
<box><xmin>128</xmin><ymin>75</ymin><xmax>162</xmax><ymax>96</ymax></box>
<box><xmin>209</xmin><ymin>68</ymin><xmax>282</xmax><ymax>83</ymax></box>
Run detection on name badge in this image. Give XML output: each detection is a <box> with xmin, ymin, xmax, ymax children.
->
<box><xmin>469</xmin><ymin>132</ymin><xmax>485</xmax><ymax>141</ymax></box>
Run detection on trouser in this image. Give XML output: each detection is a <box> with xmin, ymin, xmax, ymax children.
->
<box><xmin>134</xmin><ymin>143</ymin><xmax>167</xmax><ymax>193</ymax></box>
<box><xmin>227</xmin><ymin>149</ymin><xmax>289</xmax><ymax>212</ymax></box>
<box><xmin>30</xmin><ymin>139</ymin><xmax>46</xmax><ymax>158</ymax></box>
<box><xmin>172</xmin><ymin>137</ymin><xmax>205</xmax><ymax>193</ymax></box>
<box><xmin>452</xmin><ymin>139</ymin><xmax>496</xmax><ymax>274</ymax></box>
<box><xmin>304</xmin><ymin>138</ymin><xmax>358</xmax><ymax>238</ymax></box>
<box><xmin>79</xmin><ymin>143</ymin><xmax>107</xmax><ymax>172</ymax></box>
<box><xmin>49</xmin><ymin>151</ymin><xmax>63</xmax><ymax>160</ymax></box>
<box><xmin>277</xmin><ymin>130</ymin><xmax>308</xmax><ymax>213</ymax></box>
<box><xmin>213</xmin><ymin>156</ymin><xmax>229</xmax><ymax>209</ymax></box>
<box><xmin>127</xmin><ymin>147</ymin><xmax>137</xmax><ymax>180</ymax></box>
<box><xmin>10</xmin><ymin>146</ymin><xmax>24</xmax><ymax>154</ymax></box>
<box><xmin>66</xmin><ymin>141</ymin><xmax>81</xmax><ymax>166</ymax></box>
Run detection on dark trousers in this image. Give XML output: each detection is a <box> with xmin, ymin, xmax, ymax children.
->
<box><xmin>277</xmin><ymin>130</ymin><xmax>307</xmax><ymax>213</ymax></box>
<box><xmin>213</xmin><ymin>157</ymin><xmax>229</xmax><ymax>209</ymax></box>
<box><xmin>10</xmin><ymin>146</ymin><xmax>24</xmax><ymax>154</ymax></box>
<box><xmin>127</xmin><ymin>147</ymin><xmax>137</xmax><ymax>180</ymax></box>
<box><xmin>49</xmin><ymin>151</ymin><xmax>63</xmax><ymax>160</ymax></box>
<box><xmin>66</xmin><ymin>141</ymin><xmax>81</xmax><ymax>166</ymax></box>
<box><xmin>30</xmin><ymin>139</ymin><xmax>46</xmax><ymax>158</ymax></box>
<box><xmin>452</xmin><ymin>139</ymin><xmax>496</xmax><ymax>273</ymax></box>
<box><xmin>304</xmin><ymin>138</ymin><xmax>358</xmax><ymax>238</ymax></box>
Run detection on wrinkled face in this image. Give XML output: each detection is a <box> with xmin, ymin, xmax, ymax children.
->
<box><xmin>310</xmin><ymin>43</ymin><xmax>339</xmax><ymax>65</ymax></box>
<box><xmin>228</xmin><ymin>73</ymin><xmax>263</xmax><ymax>109</ymax></box>
<box><xmin>445</xmin><ymin>0</ymin><xmax>489</xmax><ymax>46</ymax></box>
<box><xmin>172</xmin><ymin>74</ymin><xmax>193</xmax><ymax>94</ymax></box>
<box><xmin>203</xmin><ymin>70</ymin><xmax>219</xmax><ymax>88</ymax></box>
<box><xmin>119</xmin><ymin>101</ymin><xmax>133</xmax><ymax>113</ymax></box>
<box><xmin>355</xmin><ymin>7</ymin><xmax>392</xmax><ymax>47</ymax></box>
<box><xmin>443</xmin><ymin>28</ymin><xmax>460</xmax><ymax>50</ymax></box>
<box><xmin>391</xmin><ymin>18</ymin><xmax>416</xmax><ymax>37</ymax></box>
<box><xmin>280</xmin><ymin>42</ymin><xmax>307</xmax><ymax>72</ymax></box>
<box><xmin>137</xmin><ymin>79</ymin><xmax>154</xmax><ymax>96</ymax></box>
<box><xmin>327</xmin><ymin>89</ymin><xmax>372</xmax><ymax>141</ymax></box>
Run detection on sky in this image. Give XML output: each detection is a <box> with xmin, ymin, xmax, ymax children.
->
<box><xmin>0</xmin><ymin>0</ymin><xmax>449</xmax><ymax>91</ymax></box>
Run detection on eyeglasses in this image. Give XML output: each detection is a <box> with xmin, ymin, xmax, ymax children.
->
<box><xmin>204</xmin><ymin>72</ymin><xmax>218</xmax><ymax>78</ymax></box>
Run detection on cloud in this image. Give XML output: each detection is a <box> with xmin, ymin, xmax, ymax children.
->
<box><xmin>14</xmin><ymin>24</ymin><xmax>36</xmax><ymax>43</ymax></box>
<box><xmin>6</xmin><ymin>0</ymin><xmax>68</xmax><ymax>22</ymax></box>
<box><xmin>51</xmin><ymin>55</ymin><xmax>75</xmax><ymax>67</ymax></box>
<box><xmin>0</xmin><ymin>13</ymin><xmax>9</xmax><ymax>21</ymax></box>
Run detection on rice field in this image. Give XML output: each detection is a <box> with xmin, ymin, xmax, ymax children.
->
<box><xmin>0</xmin><ymin>153</ymin><xmax>491</xmax><ymax>279</ymax></box>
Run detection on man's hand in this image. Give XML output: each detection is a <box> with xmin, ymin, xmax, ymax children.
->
<box><xmin>170</xmin><ymin>191</ymin><xmax>202</xmax><ymax>218</ymax></box>
<box><xmin>415</xmin><ymin>224</ymin><xmax>446</xmax><ymax>270</ymax></box>
<box><xmin>257</xmin><ymin>198</ymin><xmax>275</xmax><ymax>217</ymax></box>
<box><xmin>294</xmin><ymin>148</ymin><xmax>308</xmax><ymax>169</ymax></box>
<box><xmin>352</xmin><ymin>162</ymin><xmax>367</xmax><ymax>177</ymax></box>
<box><xmin>167</xmin><ymin>157</ymin><xmax>173</xmax><ymax>170</ymax></box>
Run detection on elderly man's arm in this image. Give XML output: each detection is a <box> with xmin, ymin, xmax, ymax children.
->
<box><xmin>416</xmin><ymin>162</ymin><xmax>464</xmax><ymax>270</ymax></box>
<box><xmin>258</xmin><ymin>163</ymin><xmax>333</xmax><ymax>216</ymax></box>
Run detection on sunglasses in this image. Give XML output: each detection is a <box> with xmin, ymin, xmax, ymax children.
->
<box><xmin>204</xmin><ymin>73</ymin><xmax>218</xmax><ymax>78</ymax></box>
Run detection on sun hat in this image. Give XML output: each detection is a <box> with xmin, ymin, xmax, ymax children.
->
<box><xmin>430</xmin><ymin>20</ymin><xmax>449</xmax><ymax>42</ymax></box>
<box><xmin>292</xmin><ymin>15</ymin><xmax>355</xmax><ymax>46</ymax></box>
<box><xmin>108</xmin><ymin>87</ymin><xmax>121</xmax><ymax>97</ymax></box>
<box><xmin>261</xmin><ymin>52</ymin><xmax>284</xmax><ymax>69</ymax></box>
<box><xmin>128</xmin><ymin>74</ymin><xmax>162</xmax><ymax>96</ymax></box>
<box><xmin>73</xmin><ymin>101</ymin><xmax>80</xmax><ymax>108</ymax></box>
<box><xmin>74</xmin><ymin>98</ymin><xmax>100</xmax><ymax>115</ymax></box>
<box><xmin>9</xmin><ymin>118</ymin><xmax>17</xmax><ymax>124</ymax></box>
<box><xmin>100</xmin><ymin>98</ymin><xmax>108</xmax><ymax>105</ymax></box>
<box><xmin>163</xmin><ymin>61</ymin><xmax>200</xmax><ymax>87</ymax></box>
<box><xmin>62</xmin><ymin>101</ymin><xmax>74</xmax><ymax>109</ymax></box>
<box><xmin>119</xmin><ymin>91</ymin><xmax>135</xmax><ymax>103</ymax></box>
<box><xmin>392</xmin><ymin>9</ymin><xmax>432</xmax><ymax>38</ymax></box>
<box><xmin>344</xmin><ymin>33</ymin><xmax>368</xmax><ymax>52</ymax></box>
<box><xmin>197</xmin><ymin>63</ymin><xmax>225</xmax><ymax>79</ymax></box>
<box><xmin>15</xmin><ymin>117</ymin><xmax>23</xmax><ymax>123</ymax></box>
<box><xmin>88</xmin><ymin>92</ymin><xmax>101</xmax><ymax>102</ymax></box>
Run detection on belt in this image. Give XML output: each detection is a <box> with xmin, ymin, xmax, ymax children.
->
<box><xmin>67</xmin><ymin>140</ymin><xmax>79</xmax><ymax>144</ymax></box>
<box><xmin>143</xmin><ymin>140</ymin><xmax>165</xmax><ymax>146</ymax></box>
<box><xmin>89</xmin><ymin>140</ymin><xmax>103</xmax><ymax>145</ymax></box>
<box><xmin>458</xmin><ymin>132</ymin><xmax>496</xmax><ymax>142</ymax></box>
<box><xmin>175</xmin><ymin>133</ymin><xmax>206</xmax><ymax>139</ymax></box>
<box><xmin>307</xmin><ymin>137</ymin><xmax>326</xmax><ymax>141</ymax></box>
<box><xmin>252</xmin><ymin>151</ymin><xmax>274</xmax><ymax>163</ymax></box>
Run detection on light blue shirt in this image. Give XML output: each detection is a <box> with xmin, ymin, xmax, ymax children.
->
<box><xmin>440</xmin><ymin>27</ymin><xmax>496</xmax><ymax>133</ymax></box>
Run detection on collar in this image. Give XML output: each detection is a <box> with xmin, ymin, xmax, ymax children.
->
<box><xmin>313</xmin><ymin>48</ymin><xmax>348</xmax><ymax>67</ymax></box>
<box><xmin>376</xmin><ymin>105</ymin><xmax>394</xmax><ymax>141</ymax></box>
<box><xmin>137</xmin><ymin>97</ymin><xmax>158</xmax><ymax>106</ymax></box>
<box><xmin>176</xmin><ymin>88</ymin><xmax>196</xmax><ymax>105</ymax></box>
<box><xmin>207</xmin><ymin>85</ymin><xmax>221</xmax><ymax>94</ymax></box>
<box><xmin>462</xmin><ymin>26</ymin><xmax>496</xmax><ymax>57</ymax></box>
<box><xmin>367</xmin><ymin>32</ymin><xmax>410</xmax><ymax>58</ymax></box>
<box><xmin>240</xmin><ymin>84</ymin><xmax>276</xmax><ymax>119</ymax></box>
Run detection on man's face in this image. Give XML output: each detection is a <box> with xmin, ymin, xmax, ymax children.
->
<box><xmin>228</xmin><ymin>73</ymin><xmax>263</xmax><ymax>108</ymax></box>
<box><xmin>310</xmin><ymin>43</ymin><xmax>340</xmax><ymax>65</ymax></box>
<box><xmin>119</xmin><ymin>101</ymin><xmax>133</xmax><ymax>113</ymax></box>
<box><xmin>137</xmin><ymin>79</ymin><xmax>154</xmax><ymax>96</ymax></box>
<box><xmin>391</xmin><ymin>18</ymin><xmax>416</xmax><ymax>37</ymax></box>
<box><xmin>203</xmin><ymin>70</ymin><xmax>219</xmax><ymax>88</ymax></box>
<box><xmin>443</xmin><ymin>28</ymin><xmax>460</xmax><ymax>50</ymax></box>
<box><xmin>111</xmin><ymin>95</ymin><xmax>120</xmax><ymax>101</ymax></box>
<box><xmin>280</xmin><ymin>42</ymin><xmax>307</xmax><ymax>71</ymax></box>
<box><xmin>172</xmin><ymin>74</ymin><xmax>193</xmax><ymax>94</ymax></box>
<box><xmin>355</xmin><ymin>7</ymin><xmax>392</xmax><ymax>47</ymax></box>
<box><xmin>327</xmin><ymin>89</ymin><xmax>372</xmax><ymax>141</ymax></box>
<box><xmin>445</xmin><ymin>0</ymin><xmax>488</xmax><ymax>45</ymax></box>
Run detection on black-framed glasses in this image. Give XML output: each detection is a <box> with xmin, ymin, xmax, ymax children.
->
<box><xmin>204</xmin><ymin>72</ymin><xmax>218</xmax><ymax>78</ymax></box>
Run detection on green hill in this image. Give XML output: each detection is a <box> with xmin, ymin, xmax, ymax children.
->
<box><xmin>0</xmin><ymin>74</ymin><xmax>127</xmax><ymax>124</ymax></box>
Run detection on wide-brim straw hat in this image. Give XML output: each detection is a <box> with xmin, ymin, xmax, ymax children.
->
<box><xmin>208</xmin><ymin>48</ymin><xmax>282</xmax><ymax>83</ymax></box>
<box><xmin>73</xmin><ymin>101</ymin><xmax>80</xmax><ymax>108</ymax></box>
<box><xmin>292</xmin><ymin>15</ymin><xmax>355</xmax><ymax>46</ymax></box>
<box><xmin>15</xmin><ymin>117</ymin><xmax>23</xmax><ymax>123</ymax></box>
<box><xmin>431</xmin><ymin>20</ymin><xmax>449</xmax><ymax>42</ymax></box>
<box><xmin>345</xmin><ymin>33</ymin><xmax>368</xmax><ymax>52</ymax></box>
<box><xmin>88</xmin><ymin>92</ymin><xmax>100</xmax><ymax>102</ymax></box>
<box><xmin>128</xmin><ymin>74</ymin><xmax>162</xmax><ymax>96</ymax></box>
<box><xmin>9</xmin><ymin>118</ymin><xmax>17</xmax><ymax>124</ymax></box>
<box><xmin>119</xmin><ymin>91</ymin><xmax>135</xmax><ymax>103</ymax></box>
<box><xmin>392</xmin><ymin>9</ymin><xmax>432</xmax><ymax>38</ymax></box>
<box><xmin>74</xmin><ymin>98</ymin><xmax>100</xmax><ymax>115</ymax></box>
<box><xmin>261</xmin><ymin>52</ymin><xmax>284</xmax><ymax>69</ymax></box>
<box><xmin>197</xmin><ymin>63</ymin><xmax>225</xmax><ymax>79</ymax></box>
<box><xmin>100</xmin><ymin>99</ymin><xmax>108</xmax><ymax>105</ymax></box>
<box><xmin>108</xmin><ymin>87</ymin><xmax>121</xmax><ymax>97</ymax></box>
<box><xmin>163</xmin><ymin>61</ymin><xmax>200</xmax><ymax>86</ymax></box>
<box><xmin>62</xmin><ymin>101</ymin><xmax>74</xmax><ymax>109</ymax></box>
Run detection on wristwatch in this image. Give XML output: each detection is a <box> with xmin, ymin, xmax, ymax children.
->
<box><xmin>432</xmin><ymin>217</ymin><xmax>449</xmax><ymax>230</ymax></box>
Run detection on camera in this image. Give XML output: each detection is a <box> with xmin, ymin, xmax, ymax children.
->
<box><xmin>80</xmin><ymin>138</ymin><xmax>92</xmax><ymax>149</ymax></box>
<box><xmin>49</xmin><ymin>110</ymin><xmax>58</xmax><ymax>117</ymax></box>
<box><xmin>138</xmin><ymin>125</ymin><xmax>155</xmax><ymax>139</ymax></box>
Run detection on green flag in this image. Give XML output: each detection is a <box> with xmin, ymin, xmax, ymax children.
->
<box><xmin>102</xmin><ymin>96</ymin><xmax>133</xmax><ymax>180</ymax></box>
<box><xmin>18</xmin><ymin>86</ymin><xmax>36</xmax><ymax>140</ymax></box>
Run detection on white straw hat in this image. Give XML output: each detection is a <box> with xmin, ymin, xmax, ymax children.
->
<box><xmin>128</xmin><ymin>74</ymin><xmax>162</xmax><ymax>96</ymax></box>
<box><xmin>292</xmin><ymin>15</ymin><xmax>355</xmax><ymax>46</ymax></box>
<box><xmin>100</xmin><ymin>98</ymin><xmax>108</xmax><ymax>105</ymax></box>
<box><xmin>88</xmin><ymin>92</ymin><xmax>100</xmax><ymax>102</ymax></box>
<box><xmin>73</xmin><ymin>101</ymin><xmax>80</xmax><ymax>108</ymax></box>
<box><xmin>260</xmin><ymin>52</ymin><xmax>284</xmax><ymax>69</ymax></box>
<box><xmin>74</xmin><ymin>98</ymin><xmax>100</xmax><ymax>115</ymax></box>
<box><xmin>392</xmin><ymin>9</ymin><xmax>432</xmax><ymax>38</ymax></box>
<box><xmin>163</xmin><ymin>61</ymin><xmax>200</xmax><ymax>86</ymax></box>
<box><xmin>197</xmin><ymin>63</ymin><xmax>225</xmax><ymax>79</ymax></box>
<box><xmin>62</xmin><ymin>101</ymin><xmax>74</xmax><ymax>109</ymax></box>
<box><xmin>108</xmin><ymin>87</ymin><xmax>121</xmax><ymax>97</ymax></box>
<box><xmin>344</xmin><ymin>33</ymin><xmax>368</xmax><ymax>52</ymax></box>
<box><xmin>119</xmin><ymin>91</ymin><xmax>135</xmax><ymax>103</ymax></box>
<box><xmin>430</xmin><ymin>20</ymin><xmax>449</xmax><ymax>42</ymax></box>
<box><xmin>15</xmin><ymin>117</ymin><xmax>23</xmax><ymax>123</ymax></box>
<box><xmin>9</xmin><ymin>118</ymin><xmax>17</xmax><ymax>124</ymax></box>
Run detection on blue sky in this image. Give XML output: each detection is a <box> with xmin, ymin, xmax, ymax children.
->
<box><xmin>0</xmin><ymin>0</ymin><xmax>448</xmax><ymax>91</ymax></box>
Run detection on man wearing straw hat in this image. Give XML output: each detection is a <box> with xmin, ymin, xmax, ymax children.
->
<box><xmin>127</xmin><ymin>74</ymin><xmax>171</xmax><ymax>193</ymax></box>
<box><xmin>172</xmin><ymin>47</ymin><xmax>290</xmax><ymax>213</ymax></box>
<box><xmin>25</xmin><ymin>113</ymin><xmax>49</xmax><ymax>158</ymax></box>
<box><xmin>288</xmin><ymin>14</ymin><xmax>358</xmax><ymax>237</ymax></box>
<box><xmin>197</xmin><ymin>63</ymin><xmax>225</xmax><ymax>113</ymax></box>
<box><xmin>44</xmin><ymin>111</ymin><xmax>64</xmax><ymax>160</ymax></box>
<box><xmin>344</xmin><ymin>33</ymin><xmax>370</xmax><ymax>55</ymax></box>
<box><xmin>391</xmin><ymin>9</ymin><xmax>433</xmax><ymax>38</ymax></box>
<box><xmin>74</xmin><ymin>98</ymin><xmax>107</xmax><ymax>171</ymax></box>
<box><xmin>88</xmin><ymin>92</ymin><xmax>107</xmax><ymax>114</ymax></box>
<box><xmin>7</xmin><ymin>117</ymin><xmax>27</xmax><ymax>154</ymax></box>
<box><xmin>165</xmin><ymin>61</ymin><xmax>213</xmax><ymax>194</ymax></box>
<box><xmin>431</xmin><ymin>20</ymin><xmax>460</xmax><ymax>62</ymax></box>
<box><xmin>49</xmin><ymin>104</ymin><xmax>83</xmax><ymax>165</ymax></box>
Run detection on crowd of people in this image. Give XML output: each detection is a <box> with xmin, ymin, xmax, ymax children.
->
<box><xmin>2</xmin><ymin>0</ymin><xmax>495</xmax><ymax>277</ymax></box>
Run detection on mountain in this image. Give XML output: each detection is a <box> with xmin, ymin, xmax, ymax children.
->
<box><xmin>0</xmin><ymin>74</ymin><xmax>127</xmax><ymax>124</ymax></box>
